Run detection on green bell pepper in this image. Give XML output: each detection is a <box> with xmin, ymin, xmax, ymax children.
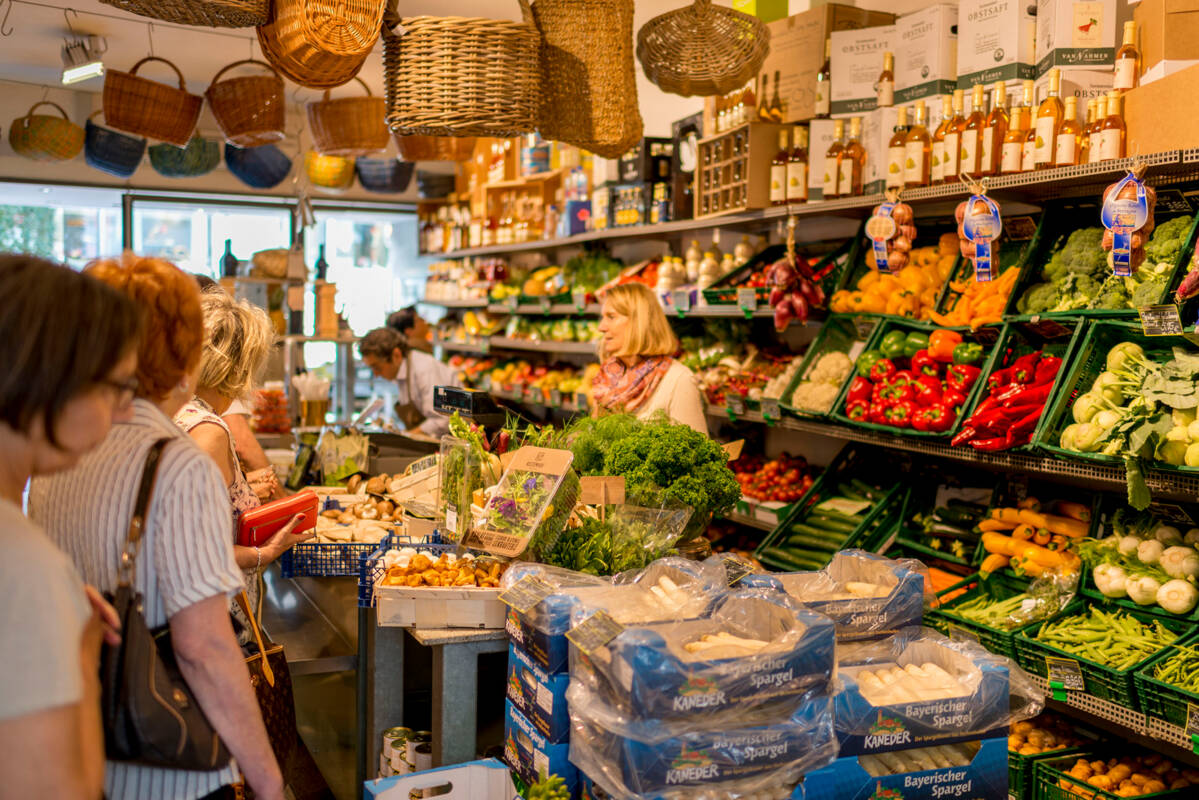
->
<box><xmin>856</xmin><ymin>349</ymin><xmax>884</xmax><ymax>377</ymax></box>
<box><xmin>903</xmin><ymin>331</ymin><xmax>930</xmax><ymax>359</ymax></box>
<box><xmin>952</xmin><ymin>342</ymin><xmax>984</xmax><ymax>365</ymax></box>
<box><xmin>879</xmin><ymin>330</ymin><xmax>908</xmax><ymax>360</ymax></box>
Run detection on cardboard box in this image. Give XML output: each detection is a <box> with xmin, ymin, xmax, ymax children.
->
<box><xmin>1035</xmin><ymin>0</ymin><xmax>1122</xmax><ymax>75</ymax></box>
<box><xmin>1125</xmin><ymin>61</ymin><xmax>1199</xmax><ymax>154</ymax></box>
<box><xmin>831</xmin><ymin>24</ymin><xmax>897</xmax><ymax>114</ymax></box>
<box><xmin>558</xmin><ymin>200</ymin><xmax>591</xmax><ymax>238</ymax></box>
<box><xmin>1135</xmin><ymin>0</ymin><xmax>1199</xmax><ymax>83</ymax></box>
<box><xmin>895</xmin><ymin>4</ymin><xmax>959</xmax><ymax>103</ymax></box>
<box><xmin>957</xmin><ymin>0</ymin><xmax>1037</xmax><ymax>87</ymax></box>
<box><xmin>1034</xmin><ymin>67</ymin><xmax>1113</xmax><ymax>117</ymax></box>
<box><xmin>794</xmin><ymin>736</ymin><xmax>1008</xmax><ymax>800</ymax></box>
<box><xmin>364</xmin><ymin>759</ymin><xmax>512</xmax><ymax>800</ymax></box>
<box><xmin>618</xmin><ymin>138</ymin><xmax>673</xmax><ymax>184</ymax></box>
<box><xmin>590</xmin><ymin>187</ymin><xmax>612</xmax><ymax>232</ymax></box>
<box><xmin>503</xmin><ymin>701</ymin><xmax>577</xmax><ymax>795</ymax></box>
<box><xmin>733</xmin><ymin>0</ymin><xmax>790</xmax><ymax>23</ymax></box>
<box><xmin>505</xmin><ymin>642</ymin><xmax>571</xmax><ymax>743</ymax></box>
<box><xmin>505</xmin><ymin>606</ymin><xmax>570</xmax><ymax>674</ymax></box>
<box><xmin>374</xmin><ymin>583</ymin><xmax>506</xmax><ymax>629</ymax></box>
<box><xmin>671</xmin><ymin>111</ymin><xmax>703</xmax><ymax>220</ymax></box>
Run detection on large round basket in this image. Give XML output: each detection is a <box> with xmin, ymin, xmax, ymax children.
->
<box><xmin>257</xmin><ymin>0</ymin><xmax>383</xmax><ymax>90</ymax></box>
<box><xmin>637</xmin><ymin>0</ymin><xmax>770</xmax><ymax>97</ymax></box>
<box><xmin>98</xmin><ymin>0</ymin><xmax>267</xmax><ymax>28</ymax></box>
<box><xmin>307</xmin><ymin>77</ymin><xmax>388</xmax><ymax>157</ymax></box>
<box><xmin>84</xmin><ymin>111</ymin><xmax>147</xmax><ymax>177</ymax></box>
<box><xmin>382</xmin><ymin>3</ymin><xmax>540</xmax><ymax>138</ymax></box>
<box><xmin>8</xmin><ymin>102</ymin><xmax>84</xmax><ymax>162</ymax></box>
<box><xmin>355</xmin><ymin>157</ymin><xmax>415</xmax><ymax>194</ymax></box>
<box><xmin>206</xmin><ymin>60</ymin><xmax>286</xmax><ymax>147</ymax></box>
<box><xmin>225</xmin><ymin>143</ymin><xmax>293</xmax><ymax>189</ymax></box>
<box><xmin>393</xmin><ymin>134</ymin><xmax>476</xmax><ymax>162</ymax></box>
<box><xmin>304</xmin><ymin>151</ymin><xmax>356</xmax><ymax>192</ymax></box>
<box><xmin>148</xmin><ymin>136</ymin><xmax>222</xmax><ymax>178</ymax></box>
<box><xmin>531</xmin><ymin>0</ymin><xmax>643</xmax><ymax>159</ymax></box>
<box><xmin>102</xmin><ymin>57</ymin><xmax>203</xmax><ymax>147</ymax></box>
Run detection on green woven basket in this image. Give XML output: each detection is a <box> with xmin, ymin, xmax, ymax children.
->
<box><xmin>148</xmin><ymin>135</ymin><xmax>220</xmax><ymax>178</ymax></box>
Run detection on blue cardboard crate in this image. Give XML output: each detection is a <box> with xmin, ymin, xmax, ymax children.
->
<box><xmin>503</xmin><ymin>700</ymin><xmax>577</xmax><ymax>797</ymax></box>
<box><xmin>794</xmin><ymin>735</ymin><xmax>1008</xmax><ymax>800</ymax></box>
<box><xmin>507</xmin><ymin>642</ymin><xmax>571</xmax><ymax>743</ymax></box>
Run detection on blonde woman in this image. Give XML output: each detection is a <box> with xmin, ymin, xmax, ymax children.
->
<box><xmin>592</xmin><ymin>282</ymin><xmax>708</xmax><ymax>435</ymax></box>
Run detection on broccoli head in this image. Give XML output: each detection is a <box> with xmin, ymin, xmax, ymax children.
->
<box><xmin>1144</xmin><ymin>215</ymin><xmax>1194</xmax><ymax>265</ymax></box>
<box><xmin>1090</xmin><ymin>274</ymin><xmax>1131</xmax><ymax>310</ymax></box>
<box><xmin>1021</xmin><ymin>282</ymin><xmax>1062</xmax><ymax>314</ymax></box>
<box><xmin>1131</xmin><ymin>276</ymin><xmax>1168</xmax><ymax>308</ymax></box>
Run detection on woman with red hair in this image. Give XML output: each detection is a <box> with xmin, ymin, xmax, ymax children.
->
<box><xmin>28</xmin><ymin>253</ymin><xmax>288</xmax><ymax>800</ymax></box>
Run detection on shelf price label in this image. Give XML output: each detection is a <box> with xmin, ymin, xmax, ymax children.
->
<box><xmin>761</xmin><ymin>397</ymin><xmax>781</xmax><ymax>424</ymax></box>
<box><xmin>567</xmin><ymin>610</ymin><xmax>624</xmax><ymax>655</ymax></box>
<box><xmin>671</xmin><ymin>289</ymin><xmax>691</xmax><ymax>318</ymax></box>
<box><xmin>737</xmin><ymin>288</ymin><xmax>757</xmax><ymax>319</ymax></box>
<box><xmin>854</xmin><ymin>316</ymin><xmax>878</xmax><ymax>342</ymax></box>
<box><xmin>506</xmin><ymin>295</ymin><xmax>520</xmax><ymax>311</ymax></box>
<box><xmin>1045</xmin><ymin>656</ymin><xmax>1084</xmax><ymax>701</ymax></box>
<box><xmin>1186</xmin><ymin>703</ymin><xmax>1199</xmax><ymax>753</ymax></box>
<box><xmin>1139</xmin><ymin>304</ymin><xmax>1184</xmax><ymax>337</ymax></box>
<box><xmin>572</xmin><ymin>289</ymin><xmax>588</xmax><ymax>312</ymax></box>
<box><xmin>549</xmin><ymin>389</ymin><xmax>562</xmax><ymax>408</ymax></box>
<box><xmin>538</xmin><ymin>296</ymin><xmax>552</xmax><ymax>314</ymax></box>
<box><xmin>727</xmin><ymin>394</ymin><xmax>746</xmax><ymax>420</ymax></box>
<box><xmin>498</xmin><ymin>575</ymin><xmax>554</xmax><ymax>614</ymax></box>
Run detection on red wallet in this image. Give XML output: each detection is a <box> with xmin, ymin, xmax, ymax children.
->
<box><xmin>237</xmin><ymin>490</ymin><xmax>319</xmax><ymax>548</ymax></box>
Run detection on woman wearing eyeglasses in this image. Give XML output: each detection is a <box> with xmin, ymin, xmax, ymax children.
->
<box><xmin>0</xmin><ymin>254</ymin><xmax>140</xmax><ymax>799</ymax></box>
<box><xmin>27</xmin><ymin>253</ymin><xmax>286</xmax><ymax>800</ymax></box>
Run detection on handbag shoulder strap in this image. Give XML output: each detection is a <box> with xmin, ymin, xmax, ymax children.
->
<box><xmin>118</xmin><ymin>438</ymin><xmax>170</xmax><ymax>588</ymax></box>
<box><xmin>235</xmin><ymin>590</ymin><xmax>275</xmax><ymax>687</ymax></box>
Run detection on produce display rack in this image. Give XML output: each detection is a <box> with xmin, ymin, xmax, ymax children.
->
<box><xmin>722</xmin><ymin>511</ymin><xmax>775</xmax><ymax>531</ymax></box>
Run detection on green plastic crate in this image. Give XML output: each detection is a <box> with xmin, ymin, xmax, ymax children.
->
<box><xmin>934</xmin><ymin>208</ymin><xmax>1040</xmax><ymax>320</ymax></box>
<box><xmin>1009</xmin><ymin>722</ymin><xmax>1102</xmax><ymax>800</ymax></box>
<box><xmin>1133</xmin><ymin>642</ymin><xmax>1199</xmax><ymax>728</ymax></box>
<box><xmin>753</xmin><ymin>443</ymin><xmax>907</xmax><ymax>571</ymax></box>
<box><xmin>1032</xmin><ymin>752</ymin><xmax>1193</xmax><ymax>800</ymax></box>
<box><xmin>829</xmin><ymin>317</ymin><xmax>1002</xmax><ymax>440</ymax></box>
<box><xmin>701</xmin><ymin>234</ymin><xmax>858</xmax><ymax>305</ymax></box>
<box><xmin>780</xmin><ymin>313</ymin><xmax>882</xmax><ymax>419</ymax></box>
<box><xmin>885</xmin><ymin>460</ymin><xmax>999</xmax><ymax>568</ymax></box>
<box><xmin>833</xmin><ymin>213</ymin><xmax>960</xmax><ymax>313</ymax></box>
<box><xmin>1014</xmin><ymin>602</ymin><xmax>1191</xmax><ymax>708</ymax></box>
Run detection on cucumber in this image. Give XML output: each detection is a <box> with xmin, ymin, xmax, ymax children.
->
<box><xmin>835</xmin><ymin>485</ymin><xmax>869</xmax><ymax>502</ymax></box>
<box><xmin>784</xmin><ymin>535</ymin><xmax>844</xmax><ymax>553</ymax></box>
<box><xmin>809</xmin><ymin>507</ymin><xmax>867</xmax><ymax>522</ymax></box>
<box><xmin>849</xmin><ymin>478</ymin><xmax>883</xmax><ymax>500</ymax></box>
<box><xmin>790</xmin><ymin>523</ymin><xmax>852</xmax><ymax>542</ymax></box>
<box><xmin>804</xmin><ymin>513</ymin><xmax>859</xmax><ymax>528</ymax></box>
<box><xmin>761</xmin><ymin>547</ymin><xmax>825</xmax><ymax>571</ymax></box>
<box><xmin>804</xmin><ymin>518</ymin><xmax>859</xmax><ymax>534</ymax></box>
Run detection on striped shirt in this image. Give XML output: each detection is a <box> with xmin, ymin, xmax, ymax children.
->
<box><xmin>27</xmin><ymin>399</ymin><xmax>243</xmax><ymax>800</ymax></box>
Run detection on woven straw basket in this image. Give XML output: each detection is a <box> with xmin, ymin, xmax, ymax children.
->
<box><xmin>257</xmin><ymin>0</ymin><xmax>383</xmax><ymax>90</ymax></box>
<box><xmin>8</xmin><ymin>102</ymin><xmax>84</xmax><ymax>162</ymax></box>
<box><xmin>84</xmin><ymin>111</ymin><xmax>146</xmax><ymax>178</ymax></box>
<box><xmin>149</xmin><ymin>136</ymin><xmax>222</xmax><ymax>178</ymax></box>
<box><xmin>531</xmin><ymin>0</ymin><xmax>643</xmax><ymax>159</ymax></box>
<box><xmin>304</xmin><ymin>151</ymin><xmax>356</xmax><ymax>192</ymax></box>
<box><xmin>206</xmin><ymin>60</ymin><xmax>286</xmax><ymax>147</ymax></box>
<box><xmin>307</xmin><ymin>77</ymin><xmax>388</xmax><ymax>157</ymax></box>
<box><xmin>393</xmin><ymin>134</ymin><xmax>476</xmax><ymax>162</ymax></box>
<box><xmin>356</xmin><ymin>157</ymin><xmax>414</xmax><ymax>194</ymax></box>
<box><xmin>382</xmin><ymin>2</ymin><xmax>540</xmax><ymax>138</ymax></box>
<box><xmin>225</xmin><ymin>143</ymin><xmax>293</xmax><ymax>189</ymax></box>
<box><xmin>99</xmin><ymin>0</ymin><xmax>267</xmax><ymax>28</ymax></box>
<box><xmin>103</xmin><ymin>57</ymin><xmax>203</xmax><ymax>147</ymax></box>
<box><xmin>637</xmin><ymin>0</ymin><xmax>770</xmax><ymax>97</ymax></box>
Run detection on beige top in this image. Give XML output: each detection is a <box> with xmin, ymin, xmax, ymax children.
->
<box><xmin>634</xmin><ymin>359</ymin><xmax>708</xmax><ymax>435</ymax></box>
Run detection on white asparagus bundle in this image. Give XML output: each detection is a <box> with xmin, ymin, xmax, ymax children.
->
<box><xmin>855</xmin><ymin>663</ymin><xmax>968</xmax><ymax>705</ymax></box>
<box><xmin>854</xmin><ymin>743</ymin><xmax>977</xmax><ymax>776</ymax></box>
<box><xmin>683</xmin><ymin>631</ymin><xmax>771</xmax><ymax>654</ymax></box>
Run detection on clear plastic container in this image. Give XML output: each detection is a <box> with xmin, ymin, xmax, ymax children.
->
<box><xmin>468</xmin><ymin>447</ymin><xmax>575</xmax><ymax>557</ymax></box>
<box><xmin>438</xmin><ymin>436</ymin><xmax>482</xmax><ymax>543</ymax></box>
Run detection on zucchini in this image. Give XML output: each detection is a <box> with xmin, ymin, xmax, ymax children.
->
<box><xmin>835</xmin><ymin>485</ymin><xmax>869</xmax><ymax>502</ymax></box>
<box><xmin>783</xmin><ymin>534</ymin><xmax>845</xmax><ymax>552</ymax></box>
<box><xmin>790</xmin><ymin>523</ymin><xmax>852</xmax><ymax>542</ymax></box>
<box><xmin>809</xmin><ymin>507</ymin><xmax>867</xmax><ymax>522</ymax></box>
<box><xmin>803</xmin><ymin>515</ymin><xmax>859</xmax><ymax>532</ymax></box>
<box><xmin>849</xmin><ymin>478</ymin><xmax>883</xmax><ymax>500</ymax></box>
<box><xmin>760</xmin><ymin>547</ymin><xmax>825</xmax><ymax>571</ymax></box>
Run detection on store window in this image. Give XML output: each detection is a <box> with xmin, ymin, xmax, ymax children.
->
<box><xmin>0</xmin><ymin>183</ymin><xmax>122</xmax><ymax>268</ymax></box>
<box><xmin>131</xmin><ymin>199</ymin><xmax>292</xmax><ymax>277</ymax></box>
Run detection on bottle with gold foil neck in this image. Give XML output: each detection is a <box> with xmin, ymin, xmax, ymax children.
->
<box><xmin>840</xmin><ymin>117</ymin><xmax>866</xmax><ymax>197</ymax></box>
<box><xmin>931</xmin><ymin>95</ymin><xmax>953</xmax><ymax>184</ymax></box>
<box><xmin>787</xmin><ymin>126</ymin><xmax>809</xmax><ymax>203</ymax></box>
<box><xmin>1020</xmin><ymin>81</ymin><xmax>1037</xmax><ymax>173</ymax></box>
<box><xmin>1098</xmin><ymin>91</ymin><xmax>1126</xmax><ymax>161</ymax></box>
<box><xmin>1080</xmin><ymin>99</ymin><xmax>1096</xmax><ymax>165</ymax></box>
<box><xmin>943</xmin><ymin>90</ymin><xmax>965</xmax><ymax>182</ymax></box>
<box><xmin>961</xmin><ymin>83</ymin><xmax>987</xmax><ymax>177</ymax></box>
<box><xmin>877</xmin><ymin>52</ymin><xmax>895</xmax><ymax>108</ymax></box>
<box><xmin>1114</xmin><ymin>21</ymin><xmax>1140</xmax><ymax>91</ymax></box>
<box><xmin>886</xmin><ymin>106</ymin><xmax>909</xmax><ymax>191</ymax></box>
<box><xmin>815</xmin><ymin>39</ymin><xmax>832</xmax><ymax>119</ymax></box>
<box><xmin>771</xmin><ymin>128</ymin><xmax>789</xmax><ymax>206</ymax></box>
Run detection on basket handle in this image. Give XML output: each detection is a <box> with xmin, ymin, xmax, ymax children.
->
<box><xmin>25</xmin><ymin>101</ymin><xmax>70</xmax><ymax>121</ymax></box>
<box><xmin>210</xmin><ymin>59</ymin><xmax>282</xmax><ymax>86</ymax></box>
<box><xmin>321</xmin><ymin>76</ymin><xmax>373</xmax><ymax>101</ymax></box>
<box><xmin>128</xmin><ymin>56</ymin><xmax>187</xmax><ymax>91</ymax></box>
<box><xmin>518</xmin><ymin>0</ymin><xmax>533</xmax><ymax>23</ymax></box>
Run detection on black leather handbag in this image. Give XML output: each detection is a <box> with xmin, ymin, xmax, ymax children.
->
<box><xmin>100</xmin><ymin>438</ymin><xmax>231</xmax><ymax>770</ymax></box>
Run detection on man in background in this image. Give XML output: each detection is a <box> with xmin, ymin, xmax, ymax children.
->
<box><xmin>387</xmin><ymin>306</ymin><xmax>432</xmax><ymax>353</ymax></box>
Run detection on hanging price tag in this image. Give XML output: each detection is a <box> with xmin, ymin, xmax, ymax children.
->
<box><xmin>1138</xmin><ymin>304</ymin><xmax>1184</xmax><ymax>336</ymax></box>
<box><xmin>499</xmin><ymin>575</ymin><xmax>554</xmax><ymax>614</ymax></box>
<box><xmin>865</xmin><ymin>203</ymin><xmax>898</xmax><ymax>274</ymax></box>
<box><xmin>963</xmin><ymin>194</ymin><xmax>1003</xmax><ymax>283</ymax></box>
<box><xmin>1045</xmin><ymin>656</ymin><xmax>1084</xmax><ymax>700</ymax></box>
<box><xmin>737</xmin><ymin>288</ymin><xmax>757</xmax><ymax>319</ymax></box>
<box><xmin>761</xmin><ymin>397</ymin><xmax>781</xmax><ymax>423</ymax></box>
<box><xmin>567</xmin><ymin>610</ymin><xmax>624</xmax><ymax>655</ymax></box>
<box><xmin>1102</xmin><ymin>173</ymin><xmax>1150</xmax><ymax>277</ymax></box>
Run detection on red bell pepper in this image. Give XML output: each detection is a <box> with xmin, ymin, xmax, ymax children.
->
<box><xmin>942</xmin><ymin>386</ymin><xmax>968</xmax><ymax>411</ymax></box>
<box><xmin>846</xmin><ymin>398</ymin><xmax>870</xmax><ymax>421</ymax></box>
<box><xmin>946</xmin><ymin>364</ymin><xmax>981</xmax><ymax>393</ymax></box>
<box><xmin>1033</xmin><ymin>356</ymin><xmax>1062</xmax><ymax>385</ymax></box>
<box><xmin>884</xmin><ymin>400</ymin><xmax>915</xmax><ymax>427</ymax></box>
<box><xmin>911</xmin><ymin>411</ymin><xmax>933</xmax><ymax>432</ymax></box>
<box><xmin>913</xmin><ymin>375</ymin><xmax>943</xmax><ymax>406</ymax></box>
<box><xmin>916</xmin><ymin>403</ymin><xmax>955</xmax><ymax>433</ymax></box>
<box><xmin>910</xmin><ymin>349</ymin><xmax>940</xmax><ymax>377</ymax></box>
<box><xmin>1009</xmin><ymin>351</ymin><xmax>1042</xmax><ymax>384</ymax></box>
<box><xmin>888</xmin><ymin>369</ymin><xmax>914</xmax><ymax>386</ymax></box>
<box><xmin>846</xmin><ymin>376</ymin><xmax>873</xmax><ymax>404</ymax></box>
<box><xmin>870</xmin><ymin>358</ymin><xmax>897</xmax><ymax>384</ymax></box>
<box><xmin>868</xmin><ymin>399</ymin><xmax>889</xmax><ymax>424</ymax></box>
<box><xmin>882</xmin><ymin>381</ymin><xmax>916</xmax><ymax>403</ymax></box>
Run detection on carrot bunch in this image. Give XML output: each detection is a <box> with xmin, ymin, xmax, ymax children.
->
<box><xmin>978</xmin><ymin>497</ymin><xmax>1088</xmax><ymax>577</ymax></box>
<box><xmin>930</xmin><ymin>265</ymin><xmax>1019</xmax><ymax>330</ymax></box>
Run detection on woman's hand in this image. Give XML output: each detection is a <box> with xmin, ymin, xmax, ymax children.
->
<box><xmin>245</xmin><ymin>467</ymin><xmax>281</xmax><ymax>502</ymax></box>
<box><xmin>83</xmin><ymin>584</ymin><xmax>121</xmax><ymax>647</ymax></box>
<box><xmin>260</xmin><ymin>514</ymin><xmax>315</xmax><ymax>563</ymax></box>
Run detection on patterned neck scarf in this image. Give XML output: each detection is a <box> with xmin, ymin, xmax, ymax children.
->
<box><xmin>591</xmin><ymin>355</ymin><xmax>673</xmax><ymax>413</ymax></box>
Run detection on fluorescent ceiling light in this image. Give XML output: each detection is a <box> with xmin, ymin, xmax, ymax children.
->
<box><xmin>62</xmin><ymin>61</ymin><xmax>104</xmax><ymax>84</ymax></box>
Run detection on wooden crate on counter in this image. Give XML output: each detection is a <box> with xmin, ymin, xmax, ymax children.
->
<box><xmin>694</xmin><ymin>122</ymin><xmax>788</xmax><ymax>219</ymax></box>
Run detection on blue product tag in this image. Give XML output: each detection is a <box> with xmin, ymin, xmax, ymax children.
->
<box><xmin>1101</xmin><ymin>173</ymin><xmax>1150</xmax><ymax>277</ymax></box>
<box><xmin>963</xmin><ymin>195</ymin><xmax>1003</xmax><ymax>283</ymax></box>
<box><xmin>865</xmin><ymin>203</ymin><xmax>898</xmax><ymax>274</ymax></box>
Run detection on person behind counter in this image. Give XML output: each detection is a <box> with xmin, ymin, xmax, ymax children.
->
<box><xmin>359</xmin><ymin>327</ymin><xmax>461</xmax><ymax>437</ymax></box>
<box><xmin>592</xmin><ymin>283</ymin><xmax>708</xmax><ymax>435</ymax></box>
<box><xmin>387</xmin><ymin>306</ymin><xmax>432</xmax><ymax>353</ymax></box>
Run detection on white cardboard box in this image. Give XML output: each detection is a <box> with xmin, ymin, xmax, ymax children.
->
<box><xmin>957</xmin><ymin>0</ymin><xmax>1037</xmax><ymax>87</ymax></box>
<box><xmin>1033</xmin><ymin>67</ymin><xmax>1113</xmax><ymax>116</ymax></box>
<box><xmin>1035</xmin><ymin>0</ymin><xmax>1125</xmax><ymax>76</ymax></box>
<box><xmin>365</xmin><ymin>759</ymin><xmax>512</xmax><ymax>800</ymax></box>
<box><xmin>375</xmin><ymin>584</ymin><xmax>507</xmax><ymax>629</ymax></box>
<box><xmin>830</xmin><ymin>24</ymin><xmax>897</xmax><ymax>115</ymax></box>
<box><xmin>896</xmin><ymin>4</ymin><xmax>959</xmax><ymax>103</ymax></box>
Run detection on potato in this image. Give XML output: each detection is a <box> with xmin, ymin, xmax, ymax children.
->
<box><xmin>1089</xmin><ymin>775</ymin><xmax>1112</xmax><ymax>790</ymax></box>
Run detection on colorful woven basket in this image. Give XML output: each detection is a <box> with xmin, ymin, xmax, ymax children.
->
<box><xmin>84</xmin><ymin>111</ymin><xmax>146</xmax><ymax>177</ymax></box>
<box><xmin>206</xmin><ymin>59</ymin><xmax>286</xmax><ymax>147</ymax></box>
<box><xmin>148</xmin><ymin>136</ymin><xmax>221</xmax><ymax>178</ymax></box>
<box><xmin>355</xmin><ymin>157</ymin><xmax>414</xmax><ymax>193</ymax></box>
<box><xmin>98</xmin><ymin>0</ymin><xmax>267</xmax><ymax>28</ymax></box>
<box><xmin>393</xmin><ymin>134</ymin><xmax>476</xmax><ymax>162</ymax></box>
<box><xmin>225</xmin><ymin>143</ymin><xmax>293</xmax><ymax>189</ymax></box>
<box><xmin>8</xmin><ymin>102</ymin><xmax>84</xmax><ymax>162</ymax></box>
<box><xmin>304</xmin><ymin>150</ymin><xmax>356</xmax><ymax>192</ymax></box>
<box><xmin>307</xmin><ymin>77</ymin><xmax>388</xmax><ymax>157</ymax></box>
<box><xmin>257</xmin><ymin>0</ymin><xmax>382</xmax><ymax>90</ymax></box>
<box><xmin>103</xmin><ymin>57</ymin><xmax>203</xmax><ymax>147</ymax></box>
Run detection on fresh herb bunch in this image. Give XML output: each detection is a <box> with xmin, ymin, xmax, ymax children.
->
<box><xmin>525</xmin><ymin>772</ymin><xmax>571</xmax><ymax>800</ymax></box>
<box><xmin>551</xmin><ymin>413</ymin><xmax>642</xmax><ymax>475</ymax></box>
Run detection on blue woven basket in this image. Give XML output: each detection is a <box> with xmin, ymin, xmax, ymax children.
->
<box><xmin>225</xmin><ymin>142</ymin><xmax>292</xmax><ymax>189</ymax></box>
<box><xmin>416</xmin><ymin>170</ymin><xmax>455</xmax><ymax>198</ymax></box>
<box><xmin>148</xmin><ymin>135</ymin><xmax>220</xmax><ymax>178</ymax></box>
<box><xmin>84</xmin><ymin>113</ymin><xmax>145</xmax><ymax>178</ymax></box>
<box><xmin>355</xmin><ymin>156</ymin><xmax>414</xmax><ymax>193</ymax></box>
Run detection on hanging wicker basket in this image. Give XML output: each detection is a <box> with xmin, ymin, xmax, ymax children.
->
<box><xmin>149</xmin><ymin>136</ymin><xmax>222</xmax><ymax>178</ymax></box>
<box><xmin>205</xmin><ymin>59</ymin><xmax>286</xmax><ymax>147</ymax></box>
<box><xmin>356</xmin><ymin>157</ymin><xmax>414</xmax><ymax>194</ymax></box>
<box><xmin>636</xmin><ymin>0</ymin><xmax>770</xmax><ymax>98</ymax></box>
<box><xmin>98</xmin><ymin>0</ymin><xmax>267</xmax><ymax>28</ymax></box>
<box><xmin>307</xmin><ymin>77</ymin><xmax>388</xmax><ymax>157</ymax></box>
<box><xmin>257</xmin><ymin>0</ymin><xmax>383</xmax><ymax>90</ymax></box>
<box><xmin>304</xmin><ymin>151</ymin><xmax>356</xmax><ymax>192</ymax></box>
<box><xmin>531</xmin><ymin>0</ymin><xmax>643</xmax><ymax>159</ymax></box>
<box><xmin>8</xmin><ymin>101</ymin><xmax>84</xmax><ymax>162</ymax></box>
<box><xmin>382</xmin><ymin>3</ymin><xmax>540</xmax><ymax>138</ymax></box>
<box><xmin>225</xmin><ymin>143</ymin><xmax>293</xmax><ymax>189</ymax></box>
<box><xmin>415</xmin><ymin>170</ymin><xmax>456</xmax><ymax>199</ymax></box>
<box><xmin>84</xmin><ymin>111</ymin><xmax>147</xmax><ymax>178</ymax></box>
<box><xmin>103</xmin><ymin>57</ymin><xmax>203</xmax><ymax>147</ymax></box>
<box><xmin>393</xmin><ymin>134</ymin><xmax>476</xmax><ymax>162</ymax></box>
